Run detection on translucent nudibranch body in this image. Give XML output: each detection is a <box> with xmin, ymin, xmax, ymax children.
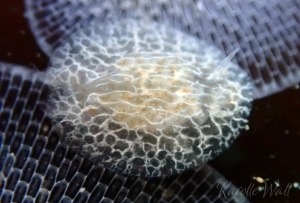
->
<box><xmin>46</xmin><ymin>19</ymin><xmax>253</xmax><ymax>176</ymax></box>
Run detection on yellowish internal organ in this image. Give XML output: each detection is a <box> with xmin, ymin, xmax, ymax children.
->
<box><xmin>88</xmin><ymin>54</ymin><xmax>207</xmax><ymax>131</ymax></box>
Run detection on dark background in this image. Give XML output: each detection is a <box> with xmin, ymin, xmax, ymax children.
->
<box><xmin>0</xmin><ymin>1</ymin><xmax>299</xmax><ymax>202</ymax></box>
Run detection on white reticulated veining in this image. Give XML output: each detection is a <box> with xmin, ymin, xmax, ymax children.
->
<box><xmin>45</xmin><ymin>19</ymin><xmax>253</xmax><ymax>176</ymax></box>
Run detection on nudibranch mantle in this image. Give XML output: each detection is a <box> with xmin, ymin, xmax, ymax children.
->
<box><xmin>46</xmin><ymin>19</ymin><xmax>253</xmax><ymax>177</ymax></box>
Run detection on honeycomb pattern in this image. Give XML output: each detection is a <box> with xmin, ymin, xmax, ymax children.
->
<box><xmin>25</xmin><ymin>0</ymin><xmax>300</xmax><ymax>99</ymax></box>
<box><xmin>45</xmin><ymin>19</ymin><xmax>253</xmax><ymax>176</ymax></box>
<box><xmin>0</xmin><ymin>62</ymin><xmax>249</xmax><ymax>202</ymax></box>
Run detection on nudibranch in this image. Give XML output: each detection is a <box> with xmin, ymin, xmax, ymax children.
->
<box><xmin>45</xmin><ymin>19</ymin><xmax>253</xmax><ymax>176</ymax></box>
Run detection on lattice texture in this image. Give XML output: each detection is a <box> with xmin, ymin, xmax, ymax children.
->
<box><xmin>45</xmin><ymin>19</ymin><xmax>253</xmax><ymax>176</ymax></box>
<box><xmin>0</xmin><ymin>62</ymin><xmax>249</xmax><ymax>202</ymax></box>
<box><xmin>24</xmin><ymin>0</ymin><xmax>300</xmax><ymax>99</ymax></box>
